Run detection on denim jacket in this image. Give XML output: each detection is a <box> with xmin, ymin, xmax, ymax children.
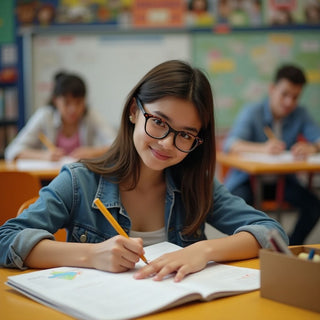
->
<box><xmin>0</xmin><ymin>162</ymin><xmax>288</xmax><ymax>269</ymax></box>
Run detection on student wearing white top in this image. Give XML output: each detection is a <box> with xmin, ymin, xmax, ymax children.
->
<box><xmin>5</xmin><ymin>72</ymin><xmax>116</xmax><ymax>161</ymax></box>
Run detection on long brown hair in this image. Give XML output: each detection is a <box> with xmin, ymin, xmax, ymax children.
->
<box><xmin>82</xmin><ymin>60</ymin><xmax>216</xmax><ymax>235</ymax></box>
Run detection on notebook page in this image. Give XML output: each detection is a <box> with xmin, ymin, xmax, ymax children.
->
<box><xmin>6</xmin><ymin>242</ymin><xmax>260</xmax><ymax>320</ymax></box>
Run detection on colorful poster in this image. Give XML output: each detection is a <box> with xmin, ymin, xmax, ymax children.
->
<box><xmin>15</xmin><ymin>0</ymin><xmax>134</xmax><ymax>27</ymax></box>
<box><xmin>264</xmin><ymin>0</ymin><xmax>320</xmax><ymax>25</ymax></box>
<box><xmin>192</xmin><ymin>32</ymin><xmax>320</xmax><ymax>131</ymax></box>
<box><xmin>186</xmin><ymin>0</ymin><xmax>216</xmax><ymax>27</ymax></box>
<box><xmin>57</xmin><ymin>0</ymin><xmax>133</xmax><ymax>25</ymax></box>
<box><xmin>216</xmin><ymin>0</ymin><xmax>263</xmax><ymax>27</ymax></box>
<box><xmin>0</xmin><ymin>1</ymin><xmax>15</xmax><ymax>43</ymax></box>
<box><xmin>132</xmin><ymin>0</ymin><xmax>186</xmax><ymax>28</ymax></box>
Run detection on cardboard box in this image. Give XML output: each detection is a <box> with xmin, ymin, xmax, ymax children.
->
<box><xmin>260</xmin><ymin>246</ymin><xmax>320</xmax><ymax>313</ymax></box>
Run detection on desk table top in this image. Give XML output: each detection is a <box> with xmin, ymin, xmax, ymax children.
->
<box><xmin>0</xmin><ymin>159</ymin><xmax>62</xmax><ymax>180</ymax></box>
<box><xmin>217</xmin><ymin>151</ymin><xmax>320</xmax><ymax>175</ymax></box>
<box><xmin>1</xmin><ymin>255</ymin><xmax>320</xmax><ymax>320</ymax></box>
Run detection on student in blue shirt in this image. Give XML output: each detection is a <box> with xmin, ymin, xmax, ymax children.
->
<box><xmin>0</xmin><ymin>60</ymin><xmax>287</xmax><ymax>282</ymax></box>
<box><xmin>223</xmin><ymin>64</ymin><xmax>320</xmax><ymax>245</ymax></box>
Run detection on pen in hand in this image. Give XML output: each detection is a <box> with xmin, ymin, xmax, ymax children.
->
<box><xmin>264</xmin><ymin>126</ymin><xmax>277</xmax><ymax>140</ymax></box>
<box><xmin>38</xmin><ymin>132</ymin><xmax>57</xmax><ymax>151</ymax></box>
<box><xmin>93</xmin><ymin>198</ymin><xmax>149</xmax><ymax>265</ymax></box>
<box><xmin>263</xmin><ymin>126</ymin><xmax>286</xmax><ymax>154</ymax></box>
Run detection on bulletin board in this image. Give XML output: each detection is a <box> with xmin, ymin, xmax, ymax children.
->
<box><xmin>192</xmin><ymin>31</ymin><xmax>320</xmax><ymax>132</ymax></box>
<box><xmin>32</xmin><ymin>33</ymin><xmax>191</xmax><ymax>129</ymax></box>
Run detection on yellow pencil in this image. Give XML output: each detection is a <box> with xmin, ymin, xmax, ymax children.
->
<box><xmin>94</xmin><ymin>198</ymin><xmax>149</xmax><ymax>265</ymax></box>
<box><xmin>264</xmin><ymin>126</ymin><xmax>277</xmax><ymax>140</ymax></box>
<box><xmin>38</xmin><ymin>132</ymin><xmax>56</xmax><ymax>151</ymax></box>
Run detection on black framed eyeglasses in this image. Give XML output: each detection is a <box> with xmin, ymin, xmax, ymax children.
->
<box><xmin>136</xmin><ymin>98</ymin><xmax>203</xmax><ymax>153</ymax></box>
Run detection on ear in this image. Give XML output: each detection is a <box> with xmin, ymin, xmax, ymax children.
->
<box><xmin>129</xmin><ymin>100</ymin><xmax>139</xmax><ymax>123</ymax></box>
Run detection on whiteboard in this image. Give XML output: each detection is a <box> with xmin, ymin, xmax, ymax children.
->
<box><xmin>32</xmin><ymin>33</ymin><xmax>191</xmax><ymax>129</ymax></box>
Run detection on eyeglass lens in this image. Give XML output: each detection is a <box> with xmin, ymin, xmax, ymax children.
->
<box><xmin>145</xmin><ymin>117</ymin><xmax>197</xmax><ymax>152</ymax></box>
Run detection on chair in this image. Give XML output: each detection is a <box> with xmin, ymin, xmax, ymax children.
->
<box><xmin>0</xmin><ymin>171</ymin><xmax>41</xmax><ymax>226</ymax></box>
<box><xmin>17</xmin><ymin>196</ymin><xmax>67</xmax><ymax>242</ymax></box>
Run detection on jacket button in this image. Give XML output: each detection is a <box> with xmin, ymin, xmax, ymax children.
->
<box><xmin>80</xmin><ymin>233</ymin><xmax>87</xmax><ymax>243</ymax></box>
<box><xmin>196</xmin><ymin>229</ymin><xmax>202</xmax><ymax>237</ymax></box>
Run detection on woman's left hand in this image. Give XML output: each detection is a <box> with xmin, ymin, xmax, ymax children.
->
<box><xmin>133</xmin><ymin>242</ymin><xmax>209</xmax><ymax>282</ymax></box>
<box><xmin>291</xmin><ymin>142</ymin><xmax>317</xmax><ymax>159</ymax></box>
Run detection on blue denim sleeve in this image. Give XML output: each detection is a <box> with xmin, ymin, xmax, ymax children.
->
<box><xmin>223</xmin><ymin>105</ymin><xmax>256</xmax><ymax>152</ymax></box>
<box><xmin>4</xmin><ymin>229</ymin><xmax>54</xmax><ymax>269</ymax></box>
<box><xmin>299</xmin><ymin>107</ymin><xmax>320</xmax><ymax>143</ymax></box>
<box><xmin>206</xmin><ymin>179</ymin><xmax>289</xmax><ymax>248</ymax></box>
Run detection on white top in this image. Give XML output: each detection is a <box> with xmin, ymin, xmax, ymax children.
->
<box><xmin>129</xmin><ymin>227</ymin><xmax>167</xmax><ymax>247</ymax></box>
<box><xmin>5</xmin><ymin>106</ymin><xmax>116</xmax><ymax>161</ymax></box>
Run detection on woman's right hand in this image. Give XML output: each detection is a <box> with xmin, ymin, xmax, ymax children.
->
<box><xmin>45</xmin><ymin>148</ymin><xmax>65</xmax><ymax>161</ymax></box>
<box><xmin>264</xmin><ymin>139</ymin><xmax>285</xmax><ymax>154</ymax></box>
<box><xmin>88</xmin><ymin>235</ymin><xmax>145</xmax><ymax>273</ymax></box>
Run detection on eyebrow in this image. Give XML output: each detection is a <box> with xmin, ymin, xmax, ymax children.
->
<box><xmin>153</xmin><ymin>110</ymin><xmax>199</xmax><ymax>135</ymax></box>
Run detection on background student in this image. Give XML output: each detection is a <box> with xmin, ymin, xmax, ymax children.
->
<box><xmin>5</xmin><ymin>72</ymin><xmax>116</xmax><ymax>161</ymax></box>
<box><xmin>0</xmin><ymin>60</ymin><xmax>287</xmax><ymax>282</ymax></box>
<box><xmin>223</xmin><ymin>64</ymin><xmax>320</xmax><ymax>245</ymax></box>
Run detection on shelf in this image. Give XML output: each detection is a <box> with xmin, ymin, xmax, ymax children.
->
<box><xmin>0</xmin><ymin>119</ymin><xmax>18</xmax><ymax>126</ymax></box>
<box><xmin>0</xmin><ymin>82</ymin><xmax>17</xmax><ymax>87</ymax></box>
<box><xmin>17</xmin><ymin>23</ymin><xmax>320</xmax><ymax>36</ymax></box>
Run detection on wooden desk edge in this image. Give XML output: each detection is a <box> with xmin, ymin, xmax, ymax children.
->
<box><xmin>1</xmin><ymin>247</ymin><xmax>320</xmax><ymax>320</ymax></box>
<box><xmin>216</xmin><ymin>151</ymin><xmax>320</xmax><ymax>174</ymax></box>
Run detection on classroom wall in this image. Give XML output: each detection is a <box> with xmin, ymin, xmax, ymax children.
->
<box><xmin>30</xmin><ymin>30</ymin><xmax>320</xmax><ymax>132</ymax></box>
<box><xmin>31</xmin><ymin>32</ymin><xmax>191</xmax><ymax>130</ymax></box>
<box><xmin>10</xmin><ymin>0</ymin><xmax>320</xmax><ymax>133</ymax></box>
<box><xmin>192</xmin><ymin>31</ymin><xmax>320</xmax><ymax>133</ymax></box>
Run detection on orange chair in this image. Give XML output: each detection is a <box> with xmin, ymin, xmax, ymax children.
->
<box><xmin>0</xmin><ymin>171</ymin><xmax>41</xmax><ymax>226</ymax></box>
<box><xmin>17</xmin><ymin>196</ymin><xmax>67</xmax><ymax>242</ymax></box>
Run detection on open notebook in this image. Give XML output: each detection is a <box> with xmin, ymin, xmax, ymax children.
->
<box><xmin>15</xmin><ymin>157</ymin><xmax>76</xmax><ymax>171</ymax></box>
<box><xmin>6</xmin><ymin>242</ymin><xmax>260</xmax><ymax>320</ymax></box>
<box><xmin>239</xmin><ymin>151</ymin><xmax>320</xmax><ymax>164</ymax></box>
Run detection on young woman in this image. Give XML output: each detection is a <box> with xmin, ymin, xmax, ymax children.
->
<box><xmin>0</xmin><ymin>60</ymin><xmax>288</xmax><ymax>282</ymax></box>
<box><xmin>5</xmin><ymin>72</ymin><xmax>115</xmax><ymax>161</ymax></box>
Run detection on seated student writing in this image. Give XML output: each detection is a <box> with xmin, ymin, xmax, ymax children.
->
<box><xmin>5</xmin><ymin>72</ymin><xmax>116</xmax><ymax>161</ymax></box>
<box><xmin>0</xmin><ymin>60</ymin><xmax>287</xmax><ymax>282</ymax></box>
<box><xmin>223</xmin><ymin>64</ymin><xmax>320</xmax><ymax>245</ymax></box>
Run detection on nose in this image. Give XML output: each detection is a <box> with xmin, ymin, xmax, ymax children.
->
<box><xmin>158</xmin><ymin>132</ymin><xmax>175</xmax><ymax>149</ymax></box>
<box><xmin>284</xmin><ymin>95</ymin><xmax>296</xmax><ymax>109</ymax></box>
<box><xmin>68</xmin><ymin>104</ymin><xmax>79</xmax><ymax>114</ymax></box>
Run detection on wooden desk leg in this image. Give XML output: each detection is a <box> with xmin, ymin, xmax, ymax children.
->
<box><xmin>308</xmin><ymin>173</ymin><xmax>314</xmax><ymax>190</ymax></box>
<box><xmin>250</xmin><ymin>175</ymin><xmax>262</xmax><ymax>210</ymax></box>
<box><xmin>275</xmin><ymin>175</ymin><xmax>285</xmax><ymax>223</ymax></box>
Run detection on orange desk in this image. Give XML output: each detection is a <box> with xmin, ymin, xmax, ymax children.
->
<box><xmin>216</xmin><ymin>151</ymin><xmax>320</xmax><ymax>209</ymax></box>
<box><xmin>0</xmin><ymin>159</ymin><xmax>61</xmax><ymax>181</ymax></box>
<box><xmin>217</xmin><ymin>151</ymin><xmax>320</xmax><ymax>175</ymax></box>
<box><xmin>1</xmin><ymin>254</ymin><xmax>320</xmax><ymax>320</ymax></box>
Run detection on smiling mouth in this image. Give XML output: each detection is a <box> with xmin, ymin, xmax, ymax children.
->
<box><xmin>150</xmin><ymin>147</ymin><xmax>170</xmax><ymax>160</ymax></box>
